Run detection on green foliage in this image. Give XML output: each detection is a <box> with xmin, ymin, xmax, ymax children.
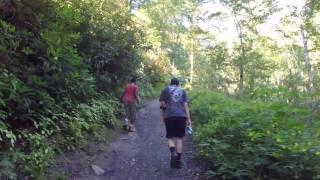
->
<box><xmin>248</xmin><ymin>86</ymin><xmax>320</xmax><ymax>115</ymax></box>
<box><xmin>139</xmin><ymin>83</ymin><xmax>157</xmax><ymax>100</ymax></box>
<box><xmin>23</xmin><ymin>133</ymin><xmax>54</xmax><ymax>177</ymax></box>
<box><xmin>195</xmin><ymin>41</ymin><xmax>231</xmax><ymax>90</ymax></box>
<box><xmin>75</xmin><ymin>96</ymin><xmax>121</xmax><ymax>129</ymax></box>
<box><xmin>53</xmin><ymin>95</ymin><xmax>121</xmax><ymax>151</ymax></box>
<box><xmin>248</xmin><ymin>86</ymin><xmax>301</xmax><ymax>104</ymax></box>
<box><xmin>190</xmin><ymin>90</ymin><xmax>320</xmax><ymax>179</ymax></box>
<box><xmin>0</xmin><ymin>0</ymin><xmax>161</xmax><ymax>178</ymax></box>
<box><xmin>0</xmin><ymin>150</ymin><xmax>24</xmax><ymax>179</ymax></box>
<box><xmin>137</xmin><ymin>75</ymin><xmax>164</xmax><ymax>101</ymax></box>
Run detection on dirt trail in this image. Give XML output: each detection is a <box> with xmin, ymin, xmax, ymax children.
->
<box><xmin>55</xmin><ymin>100</ymin><xmax>206</xmax><ymax>180</ymax></box>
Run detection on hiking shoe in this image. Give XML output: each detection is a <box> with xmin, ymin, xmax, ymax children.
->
<box><xmin>175</xmin><ymin>159</ymin><xmax>182</xmax><ymax>169</ymax></box>
<box><xmin>170</xmin><ymin>155</ymin><xmax>179</xmax><ymax>169</ymax></box>
<box><xmin>128</xmin><ymin>126</ymin><xmax>136</xmax><ymax>132</ymax></box>
<box><xmin>123</xmin><ymin>124</ymin><xmax>129</xmax><ymax>131</ymax></box>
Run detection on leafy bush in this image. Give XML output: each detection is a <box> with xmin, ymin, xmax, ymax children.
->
<box><xmin>0</xmin><ymin>150</ymin><xmax>24</xmax><ymax>179</ymax></box>
<box><xmin>0</xmin><ymin>0</ymin><xmax>166</xmax><ymax>178</ymax></box>
<box><xmin>190</xmin><ymin>90</ymin><xmax>320</xmax><ymax>179</ymax></box>
<box><xmin>248</xmin><ymin>86</ymin><xmax>301</xmax><ymax>104</ymax></box>
<box><xmin>139</xmin><ymin>83</ymin><xmax>158</xmax><ymax>100</ymax></box>
<box><xmin>53</xmin><ymin>95</ymin><xmax>121</xmax><ymax>151</ymax></box>
<box><xmin>23</xmin><ymin>133</ymin><xmax>54</xmax><ymax>178</ymax></box>
<box><xmin>74</xmin><ymin>95</ymin><xmax>121</xmax><ymax>129</ymax></box>
<box><xmin>248</xmin><ymin>86</ymin><xmax>320</xmax><ymax>116</ymax></box>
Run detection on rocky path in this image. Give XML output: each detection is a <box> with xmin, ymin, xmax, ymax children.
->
<box><xmin>52</xmin><ymin>100</ymin><xmax>206</xmax><ymax>180</ymax></box>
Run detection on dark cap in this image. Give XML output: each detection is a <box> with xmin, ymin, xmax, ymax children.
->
<box><xmin>170</xmin><ymin>78</ymin><xmax>179</xmax><ymax>86</ymax></box>
<box><xmin>130</xmin><ymin>78</ymin><xmax>136</xmax><ymax>83</ymax></box>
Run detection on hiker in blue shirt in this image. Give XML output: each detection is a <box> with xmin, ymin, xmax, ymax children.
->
<box><xmin>159</xmin><ymin>78</ymin><xmax>192</xmax><ymax>169</ymax></box>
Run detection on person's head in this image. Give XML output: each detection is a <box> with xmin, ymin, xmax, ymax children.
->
<box><xmin>170</xmin><ymin>78</ymin><xmax>179</xmax><ymax>86</ymax></box>
<box><xmin>130</xmin><ymin>78</ymin><xmax>136</xmax><ymax>83</ymax></box>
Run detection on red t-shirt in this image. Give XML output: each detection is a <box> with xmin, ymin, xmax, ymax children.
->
<box><xmin>122</xmin><ymin>83</ymin><xmax>138</xmax><ymax>104</ymax></box>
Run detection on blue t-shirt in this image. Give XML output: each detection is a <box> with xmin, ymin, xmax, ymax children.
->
<box><xmin>159</xmin><ymin>85</ymin><xmax>188</xmax><ymax>118</ymax></box>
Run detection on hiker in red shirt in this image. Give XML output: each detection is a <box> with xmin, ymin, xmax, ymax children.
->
<box><xmin>121</xmin><ymin>78</ymin><xmax>139</xmax><ymax>132</ymax></box>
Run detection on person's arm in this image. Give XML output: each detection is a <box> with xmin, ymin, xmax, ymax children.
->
<box><xmin>121</xmin><ymin>87</ymin><xmax>126</xmax><ymax>104</ymax></box>
<box><xmin>159</xmin><ymin>88</ymin><xmax>167</xmax><ymax>123</ymax></box>
<box><xmin>135</xmin><ymin>86</ymin><xmax>140</xmax><ymax>104</ymax></box>
<box><xmin>160</xmin><ymin>101</ymin><xmax>166</xmax><ymax>107</ymax></box>
<box><xmin>183</xmin><ymin>90</ymin><xmax>191</xmax><ymax>126</ymax></box>
<box><xmin>159</xmin><ymin>101</ymin><xmax>166</xmax><ymax>123</ymax></box>
<box><xmin>159</xmin><ymin>88</ymin><xmax>167</xmax><ymax>109</ymax></box>
<box><xmin>184</xmin><ymin>102</ymin><xmax>192</xmax><ymax>127</ymax></box>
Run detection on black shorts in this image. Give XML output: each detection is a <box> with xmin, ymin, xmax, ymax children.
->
<box><xmin>164</xmin><ymin>117</ymin><xmax>187</xmax><ymax>138</ymax></box>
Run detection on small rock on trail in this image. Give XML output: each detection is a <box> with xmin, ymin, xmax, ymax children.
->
<box><xmin>91</xmin><ymin>165</ymin><xmax>105</xmax><ymax>176</ymax></box>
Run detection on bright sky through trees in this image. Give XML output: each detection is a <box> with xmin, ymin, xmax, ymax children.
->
<box><xmin>198</xmin><ymin>0</ymin><xmax>306</xmax><ymax>48</ymax></box>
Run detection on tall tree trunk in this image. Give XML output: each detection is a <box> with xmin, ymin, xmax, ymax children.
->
<box><xmin>239</xmin><ymin>51</ymin><xmax>244</xmax><ymax>94</ymax></box>
<box><xmin>188</xmin><ymin>15</ymin><xmax>195</xmax><ymax>89</ymax></box>
<box><xmin>128</xmin><ymin>0</ymin><xmax>133</xmax><ymax>12</ymax></box>
<box><xmin>239</xmin><ymin>28</ymin><xmax>245</xmax><ymax>95</ymax></box>
<box><xmin>234</xmin><ymin>16</ymin><xmax>245</xmax><ymax>95</ymax></box>
<box><xmin>189</xmin><ymin>41</ymin><xmax>194</xmax><ymax>86</ymax></box>
<box><xmin>300</xmin><ymin>25</ymin><xmax>314</xmax><ymax>93</ymax></box>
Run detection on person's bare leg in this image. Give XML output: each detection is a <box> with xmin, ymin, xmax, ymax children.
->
<box><xmin>175</xmin><ymin>138</ymin><xmax>183</xmax><ymax>164</ymax></box>
<box><xmin>128</xmin><ymin>103</ymin><xmax>136</xmax><ymax>132</ymax></box>
<box><xmin>168</xmin><ymin>138</ymin><xmax>179</xmax><ymax>168</ymax></box>
<box><xmin>172</xmin><ymin>138</ymin><xmax>183</xmax><ymax>168</ymax></box>
<box><xmin>160</xmin><ymin>111</ymin><xmax>165</xmax><ymax>123</ymax></box>
<box><xmin>168</xmin><ymin>138</ymin><xmax>175</xmax><ymax>151</ymax></box>
<box><xmin>175</xmin><ymin>138</ymin><xmax>183</xmax><ymax>154</ymax></box>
